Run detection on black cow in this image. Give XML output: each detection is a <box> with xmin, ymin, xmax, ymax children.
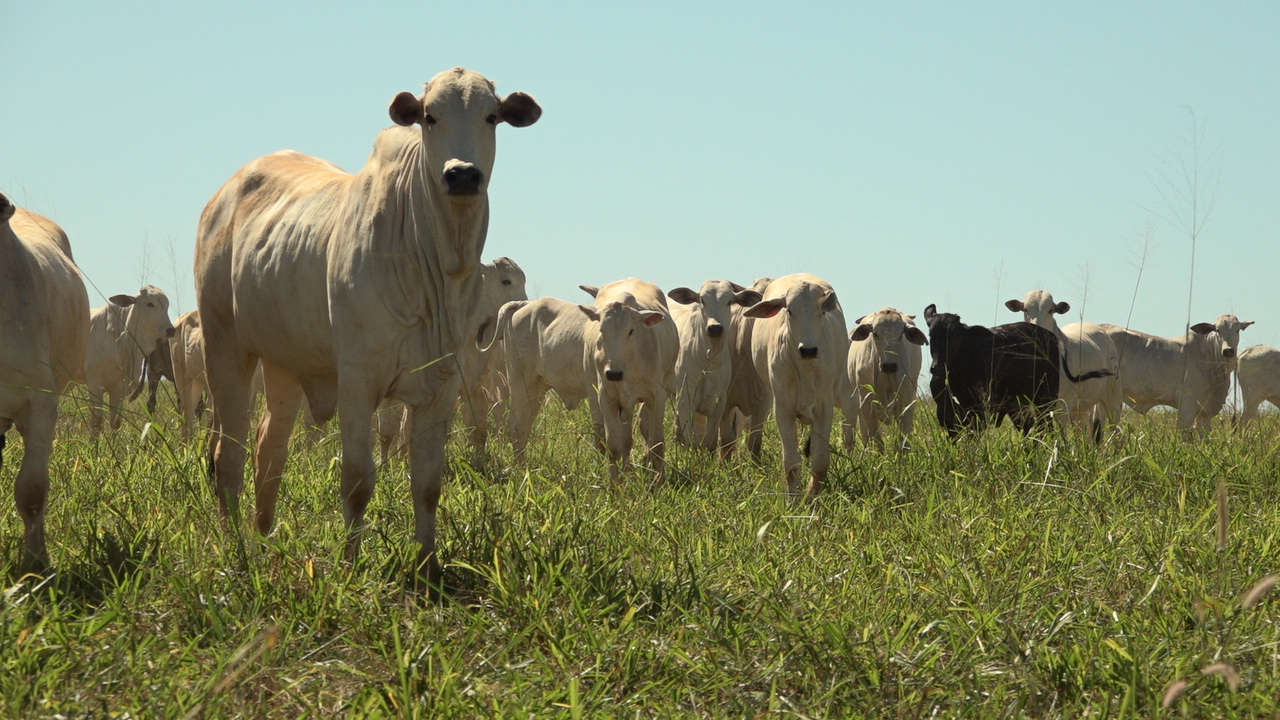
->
<box><xmin>923</xmin><ymin>304</ymin><xmax>1112</xmax><ymax>438</ymax></box>
<box><xmin>128</xmin><ymin>338</ymin><xmax>176</xmax><ymax>414</ymax></box>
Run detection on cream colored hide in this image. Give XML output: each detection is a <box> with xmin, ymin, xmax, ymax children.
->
<box><xmin>378</xmin><ymin>257</ymin><xmax>529</xmax><ymax>462</ymax></box>
<box><xmin>0</xmin><ymin>195</ymin><xmax>89</xmax><ymax>570</ymax></box>
<box><xmin>579</xmin><ymin>279</ymin><xmax>679</xmax><ymax>484</ymax></box>
<box><xmin>1238</xmin><ymin>345</ymin><xmax>1280</xmax><ymax>424</ymax></box>
<box><xmin>193</xmin><ymin>67</ymin><xmax>540</xmax><ymax>588</ymax></box>
<box><xmin>745</xmin><ymin>274</ymin><xmax>849</xmax><ymax>500</ymax></box>
<box><xmin>483</xmin><ymin>297</ymin><xmax>601</xmax><ymax>461</ymax></box>
<box><xmin>1102</xmin><ymin>320</ymin><xmax>1244</xmax><ymax>436</ymax></box>
<box><xmin>666</xmin><ymin>281</ymin><xmax>762</xmax><ymax>454</ymax></box>
<box><xmin>169</xmin><ymin>311</ymin><xmax>209</xmax><ymax>439</ymax></box>
<box><xmin>843</xmin><ymin>307</ymin><xmax>926</xmax><ymax>450</ymax></box>
<box><xmin>1212</xmin><ymin>315</ymin><xmax>1254</xmax><ymax>365</ymax></box>
<box><xmin>1005</xmin><ymin>290</ymin><xmax>1122</xmax><ymax>442</ymax></box>
<box><xmin>721</xmin><ymin>277</ymin><xmax>774</xmax><ymax>459</ymax></box>
<box><xmin>84</xmin><ymin>285</ymin><xmax>175</xmax><ymax>436</ymax></box>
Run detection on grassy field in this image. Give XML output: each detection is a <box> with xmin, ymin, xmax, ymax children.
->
<box><xmin>2</xmin><ymin>392</ymin><xmax>1280</xmax><ymax>718</ymax></box>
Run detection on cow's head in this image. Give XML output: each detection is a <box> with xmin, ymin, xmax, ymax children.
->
<box><xmin>109</xmin><ymin>285</ymin><xmax>176</xmax><ymax>350</ymax></box>
<box><xmin>850</xmin><ymin>307</ymin><xmax>927</xmax><ymax>374</ymax></box>
<box><xmin>1189</xmin><ymin>321</ymin><xmax>1237</xmax><ymax>364</ymax></box>
<box><xmin>581</xmin><ymin>301</ymin><xmax>665</xmax><ymax>382</ymax></box>
<box><xmin>743</xmin><ymin>280</ymin><xmax>838</xmax><ymax>360</ymax></box>
<box><xmin>1005</xmin><ymin>290</ymin><xmax>1069</xmax><ymax>330</ymax></box>
<box><xmin>476</xmin><ymin>257</ymin><xmax>528</xmax><ymax>346</ymax></box>
<box><xmin>1213</xmin><ymin>314</ymin><xmax>1254</xmax><ymax>361</ymax></box>
<box><xmin>0</xmin><ymin>192</ymin><xmax>13</xmax><ymax>224</ymax></box>
<box><xmin>388</xmin><ymin>67</ymin><xmax>541</xmax><ymax>199</ymax></box>
<box><xmin>668</xmin><ymin>281</ymin><xmax>761</xmax><ymax>346</ymax></box>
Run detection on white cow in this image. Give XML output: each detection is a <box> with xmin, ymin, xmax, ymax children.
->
<box><xmin>1101</xmin><ymin>321</ymin><xmax>1239</xmax><ymax>436</ymax></box>
<box><xmin>380</xmin><ymin>257</ymin><xmax>529</xmax><ymax>462</ymax></box>
<box><xmin>666</xmin><ymin>281</ymin><xmax>761</xmax><ymax>454</ymax></box>
<box><xmin>486</xmin><ymin>297</ymin><xmax>602</xmax><ymax>461</ymax></box>
<box><xmin>746</xmin><ymin>274</ymin><xmax>849</xmax><ymax>500</ymax></box>
<box><xmin>194</xmin><ymin>67</ymin><xmax>540</xmax><ymax>588</ymax></box>
<box><xmin>1006</xmin><ymin>290</ymin><xmax>1122</xmax><ymax>441</ymax></box>
<box><xmin>0</xmin><ymin>194</ymin><xmax>90</xmax><ymax>569</ymax></box>
<box><xmin>580</xmin><ymin>279</ymin><xmax>679</xmax><ymax>484</ymax></box>
<box><xmin>84</xmin><ymin>286</ymin><xmax>176</xmax><ymax>435</ymax></box>
<box><xmin>1238</xmin><ymin>345</ymin><xmax>1280</xmax><ymax>424</ymax></box>
<box><xmin>843</xmin><ymin>307</ymin><xmax>927</xmax><ymax>450</ymax></box>
<box><xmin>721</xmin><ymin>277</ymin><xmax>774</xmax><ymax>459</ymax></box>
<box><xmin>169</xmin><ymin>310</ymin><xmax>209</xmax><ymax>439</ymax></box>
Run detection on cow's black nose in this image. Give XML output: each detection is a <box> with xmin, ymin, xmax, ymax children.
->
<box><xmin>881</xmin><ymin>362</ymin><xmax>898</xmax><ymax>373</ymax></box>
<box><xmin>798</xmin><ymin>346</ymin><xmax>819</xmax><ymax>359</ymax></box>
<box><xmin>165</xmin><ymin>327</ymin><xmax>176</xmax><ymax>338</ymax></box>
<box><xmin>605</xmin><ymin>369</ymin><xmax>624</xmax><ymax>382</ymax></box>
<box><xmin>444</xmin><ymin>164</ymin><xmax>483</xmax><ymax>195</ymax></box>
<box><xmin>708</xmin><ymin>324</ymin><xmax>724</xmax><ymax>338</ymax></box>
<box><xmin>1224</xmin><ymin>348</ymin><xmax>1236</xmax><ymax>359</ymax></box>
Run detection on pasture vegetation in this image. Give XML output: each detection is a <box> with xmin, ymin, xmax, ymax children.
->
<box><xmin>2</xmin><ymin>391</ymin><xmax>1280</xmax><ymax>718</ymax></box>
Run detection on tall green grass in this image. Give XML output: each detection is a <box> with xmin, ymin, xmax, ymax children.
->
<box><xmin>2</xmin><ymin>391</ymin><xmax>1279</xmax><ymax>717</ymax></box>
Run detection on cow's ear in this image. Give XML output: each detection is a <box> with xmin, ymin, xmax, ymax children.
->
<box><xmin>578</xmin><ymin>305</ymin><xmax>600</xmax><ymax>322</ymax></box>
<box><xmin>905</xmin><ymin>313</ymin><xmax>916</xmax><ymax>320</ymax></box>
<box><xmin>109</xmin><ymin>294</ymin><xmax>136</xmax><ymax>307</ymax></box>
<box><xmin>389</xmin><ymin>92</ymin><xmax>424</xmax><ymax>127</ymax></box>
<box><xmin>820</xmin><ymin>290</ymin><xmax>838</xmax><ymax>312</ymax></box>
<box><xmin>1242</xmin><ymin>321</ymin><xmax>1255</xmax><ymax>330</ymax></box>
<box><xmin>744</xmin><ymin>298</ymin><xmax>785</xmax><ymax>319</ymax></box>
<box><xmin>732</xmin><ymin>289</ymin><xmax>762</xmax><ymax>307</ymax></box>
<box><xmin>1004</xmin><ymin>299</ymin><xmax>1024</xmax><ymax>313</ymax></box>
<box><xmin>1191</xmin><ymin>322</ymin><xmax>1216</xmax><ymax>335</ymax></box>
<box><xmin>639</xmin><ymin>311</ymin><xmax>665</xmax><ymax>327</ymax></box>
<box><xmin>1053</xmin><ymin>301</ymin><xmax>1071</xmax><ymax>314</ymax></box>
<box><xmin>0</xmin><ymin>193</ymin><xmax>13</xmax><ymax>223</ymax></box>
<box><xmin>850</xmin><ymin>324</ymin><xmax>873</xmax><ymax>342</ymax></box>
<box><xmin>923</xmin><ymin>304</ymin><xmax>938</xmax><ymax>325</ymax></box>
<box><xmin>579</xmin><ymin>284</ymin><xmax>599</xmax><ymax>298</ymax></box>
<box><xmin>905</xmin><ymin>326</ymin><xmax>929</xmax><ymax>346</ymax></box>
<box><xmin>728</xmin><ymin>281</ymin><xmax>747</xmax><ymax>293</ymax></box>
<box><xmin>499</xmin><ymin>92</ymin><xmax>542</xmax><ymax>127</ymax></box>
<box><xmin>667</xmin><ymin>287</ymin><xmax>700</xmax><ymax>305</ymax></box>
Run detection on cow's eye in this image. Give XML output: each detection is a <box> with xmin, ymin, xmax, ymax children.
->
<box><xmin>628</xmin><ymin>329</ymin><xmax>634</xmax><ymax>337</ymax></box>
<box><xmin>486</xmin><ymin>113</ymin><xmax>498</xmax><ymax>125</ymax></box>
<box><xmin>501</xmin><ymin>279</ymin><xmax>512</xmax><ymax>286</ymax></box>
<box><xmin>424</xmin><ymin>114</ymin><xmax>437</xmax><ymax>126</ymax></box>
<box><xmin>147</xmin><ymin>302</ymin><xmax>155</xmax><ymax>308</ymax></box>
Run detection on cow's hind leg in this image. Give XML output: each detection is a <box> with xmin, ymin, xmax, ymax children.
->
<box><xmin>13</xmin><ymin>398</ymin><xmax>56</xmax><ymax>572</ymax></box>
<box><xmin>408</xmin><ymin>375</ymin><xmax>463</xmax><ymax>592</ymax></box>
<box><xmin>205</xmin><ymin>350</ymin><xmax>257</xmax><ymax>526</ymax></box>
<box><xmin>253</xmin><ymin>362</ymin><xmax>304</xmax><ymax>535</ymax></box>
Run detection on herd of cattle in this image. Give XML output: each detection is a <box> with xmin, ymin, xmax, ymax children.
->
<box><xmin>1</xmin><ymin>67</ymin><xmax>1275</xmax><ymax>587</ymax></box>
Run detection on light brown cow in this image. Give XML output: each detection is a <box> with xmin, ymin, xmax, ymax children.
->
<box><xmin>84</xmin><ymin>286</ymin><xmax>176</xmax><ymax>435</ymax></box>
<box><xmin>580</xmin><ymin>279</ymin><xmax>679</xmax><ymax>484</ymax></box>
<box><xmin>0</xmin><ymin>194</ymin><xmax>90</xmax><ymax>570</ymax></box>
<box><xmin>667</xmin><ymin>281</ymin><xmax>761</xmax><ymax>454</ymax></box>
<box><xmin>746</xmin><ymin>274</ymin><xmax>849</xmax><ymax>500</ymax></box>
<box><xmin>720</xmin><ymin>277</ymin><xmax>773</xmax><ymax>459</ymax></box>
<box><xmin>1238</xmin><ymin>344</ymin><xmax>1280</xmax><ymax>424</ymax></box>
<box><xmin>843</xmin><ymin>307</ymin><xmax>927</xmax><ymax>450</ymax></box>
<box><xmin>169</xmin><ymin>311</ymin><xmax>209</xmax><ymax>438</ymax></box>
<box><xmin>194</xmin><ymin>67</ymin><xmax>540</xmax><ymax>589</ymax></box>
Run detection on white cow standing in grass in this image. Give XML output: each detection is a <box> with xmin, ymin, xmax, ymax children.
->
<box><xmin>667</xmin><ymin>281</ymin><xmax>761</xmax><ymax>455</ymax></box>
<box><xmin>721</xmin><ymin>277</ymin><xmax>773</xmax><ymax>459</ymax></box>
<box><xmin>0</xmin><ymin>193</ymin><xmax>89</xmax><ymax>570</ymax></box>
<box><xmin>746</xmin><ymin>274</ymin><xmax>849</xmax><ymax>500</ymax></box>
<box><xmin>843</xmin><ymin>307</ymin><xmax>927</xmax><ymax>450</ymax></box>
<box><xmin>580</xmin><ymin>279</ymin><xmax>679</xmax><ymax>484</ymax></box>
<box><xmin>1102</xmin><ymin>321</ymin><xmax>1241</xmax><ymax>436</ymax></box>
<box><xmin>1006</xmin><ymin>290</ymin><xmax>1122</xmax><ymax>441</ymax></box>
<box><xmin>194</xmin><ymin>67</ymin><xmax>541</xmax><ymax>589</ymax></box>
<box><xmin>1238</xmin><ymin>345</ymin><xmax>1280</xmax><ymax>424</ymax></box>
<box><xmin>84</xmin><ymin>286</ymin><xmax>176</xmax><ymax>436</ymax></box>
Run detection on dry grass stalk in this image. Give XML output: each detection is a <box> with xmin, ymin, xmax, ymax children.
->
<box><xmin>1161</xmin><ymin>679</ymin><xmax>1188</xmax><ymax>709</ymax></box>
<box><xmin>1242</xmin><ymin>574</ymin><xmax>1278</xmax><ymax>610</ymax></box>
<box><xmin>1200</xmin><ymin>662</ymin><xmax>1241</xmax><ymax>692</ymax></box>
<box><xmin>1216</xmin><ymin>477</ymin><xmax>1228</xmax><ymax>551</ymax></box>
<box><xmin>182</xmin><ymin>624</ymin><xmax>282</xmax><ymax>720</ymax></box>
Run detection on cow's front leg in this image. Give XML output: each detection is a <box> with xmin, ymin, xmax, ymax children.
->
<box><xmin>337</xmin><ymin>382</ymin><xmax>380</xmax><ymax>566</ymax></box>
<box><xmin>807</xmin><ymin>404</ymin><xmax>834</xmax><ymax>501</ymax></box>
<box><xmin>639</xmin><ymin>395</ymin><xmax>666</xmax><ymax>486</ymax></box>
<box><xmin>775</xmin><ymin>403</ymin><xmax>803</xmax><ymax>499</ymax></box>
<box><xmin>409</xmin><ymin>374</ymin><xmax>462</xmax><ymax>592</ymax></box>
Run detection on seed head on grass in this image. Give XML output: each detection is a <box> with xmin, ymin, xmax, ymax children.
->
<box><xmin>1200</xmin><ymin>662</ymin><xmax>1240</xmax><ymax>692</ymax></box>
<box><xmin>1241</xmin><ymin>574</ymin><xmax>1278</xmax><ymax>610</ymax></box>
<box><xmin>1161</xmin><ymin>679</ymin><xmax>1188</xmax><ymax>709</ymax></box>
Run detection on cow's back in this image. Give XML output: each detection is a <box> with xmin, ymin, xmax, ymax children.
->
<box><xmin>510</xmin><ymin>298</ymin><xmax>594</xmax><ymax>404</ymax></box>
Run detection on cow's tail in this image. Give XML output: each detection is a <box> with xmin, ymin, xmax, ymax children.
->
<box><xmin>1061</xmin><ymin>352</ymin><xmax>1115</xmax><ymax>384</ymax></box>
<box><xmin>128</xmin><ymin>355</ymin><xmax>150</xmax><ymax>401</ymax></box>
<box><xmin>479</xmin><ymin>300</ymin><xmax>529</xmax><ymax>353</ymax></box>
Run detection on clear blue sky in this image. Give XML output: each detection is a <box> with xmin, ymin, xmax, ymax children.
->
<box><xmin>3</xmin><ymin>2</ymin><xmax>1278</xmax><ymax>347</ymax></box>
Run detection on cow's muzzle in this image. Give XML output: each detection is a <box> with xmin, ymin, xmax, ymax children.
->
<box><xmin>798</xmin><ymin>345</ymin><xmax>819</xmax><ymax>359</ymax></box>
<box><xmin>708</xmin><ymin>324</ymin><xmax>724</xmax><ymax>339</ymax></box>
<box><xmin>165</xmin><ymin>327</ymin><xmax>176</xmax><ymax>338</ymax></box>
<box><xmin>444</xmin><ymin>163</ymin><xmax>484</xmax><ymax>195</ymax></box>
<box><xmin>605</xmin><ymin>369</ymin><xmax>625</xmax><ymax>382</ymax></box>
<box><xmin>1223</xmin><ymin>348</ymin><xmax>1236</xmax><ymax>359</ymax></box>
<box><xmin>881</xmin><ymin>362</ymin><xmax>898</xmax><ymax>374</ymax></box>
